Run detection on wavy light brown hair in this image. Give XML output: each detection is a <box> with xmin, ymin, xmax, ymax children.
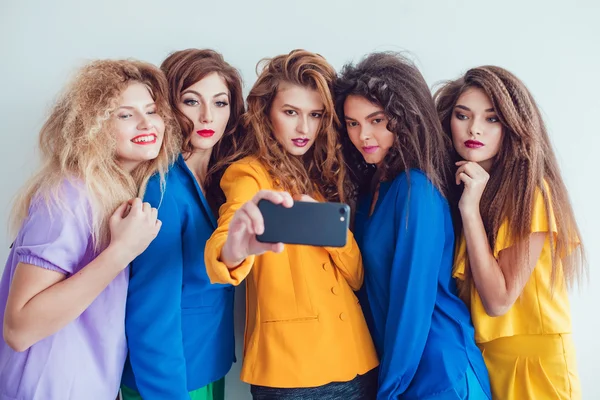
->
<box><xmin>11</xmin><ymin>59</ymin><xmax>180</xmax><ymax>248</ymax></box>
<box><xmin>160</xmin><ymin>49</ymin><xmax>245</xmax><ymax>211</ymax></box>
<box><xmin>234</xmin><ymin>49</ymin><xmax>347</xmax><ymax>202</ymax></box>
<box><xmin>335</xmin><ymin>52</ymin><xmax>454</xmax><ymax>204</ymax></box>
<box><xmin>434</xmin><ymin>65</ymin><xmax>585</xmax><ymax>289</ymax></box>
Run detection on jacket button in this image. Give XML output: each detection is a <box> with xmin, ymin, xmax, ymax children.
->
<box><xmin>339</xmin><ymin>312</ymin><xmax>347</xmax><ymax>321</ymax></box>
<box><xmin>331</xmin><ymin>286</ymin><xmax>339</xmax><ymax>295</ymax></box>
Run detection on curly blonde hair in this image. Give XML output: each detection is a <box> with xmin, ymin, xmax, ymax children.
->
<box><xmin>11</xmin><ymin>59</ymin><xmax>181</xmax><ymax>248</ymax></box>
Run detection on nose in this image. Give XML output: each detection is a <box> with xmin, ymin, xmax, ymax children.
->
<box><xmin>358</xmin><ymin>126</ymin><xmax>372</xmax><ymax>142</ymax></box>
<box><xmin>296</xmin><ymin>115</ymin><xmax>309</xmax><ymax>135</ymax></box>
<box><xmin>469</xmin><ymin>118</ymin><xmax>483</xmax><ymax>136</ymax></box>
<box><xmin>200</xmin><ymin>104</ymin><xmax>213</xmax><ymax>124</ymax></box>
<box><xmin>137</xmin><ymin>114</ymin><xmax>154</xmax><ymax>131</ymax></box>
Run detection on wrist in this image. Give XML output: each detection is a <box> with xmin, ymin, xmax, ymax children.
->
<box><xmin>104</xmin><ymin>243</ymin><xmax>134</xmax><ymax>270</ymax></box>
<box><xmin>220</xmin><ymin>242</ymin><xmax>245</xmax><ymax>269</ymax></box>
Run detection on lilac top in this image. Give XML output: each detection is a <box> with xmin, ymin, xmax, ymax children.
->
<box><xmin>0</xmin><ymin>180</ymin><xmax>129</xmax><ymax>400</ymax></box>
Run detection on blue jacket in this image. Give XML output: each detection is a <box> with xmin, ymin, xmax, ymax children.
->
<box><xmin>355</xmin><ymin>169</ymin><xmax>491</xmax><ymax>399</ymax></box>
<box><xmin>121</xmin><ymin>155</ymin><xmax>235</xmax><ymax>399</ymax></box>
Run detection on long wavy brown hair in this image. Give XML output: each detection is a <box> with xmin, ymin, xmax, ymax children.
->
<box><xmin>230</xmin><ymin>49</ymin><xmax>347</xmax><ymax>202</ymax></box>
<box><xmin>11</xmin><ymin>59</ymin><xmax>181</xmax><ymax>248</ymax></box>
<box><xmin>434</xmin><ymin>65</ymin><xmax>586</xmax><ymax>290</ymax></box>
<box><xmin>160</xmin><ymin>49</ymin><xmax>245</xmax><ymax>212</ymax></box>
<box><xmin>335</xmin><ymin>52</ymin><xmax>454</xmax><ymax>206</ymax></box>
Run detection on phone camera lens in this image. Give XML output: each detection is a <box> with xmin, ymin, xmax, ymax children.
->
<box><xmin>339</xmin><ymin>207</ymin><xmax>346</xmax><ymax>215</ymax></box>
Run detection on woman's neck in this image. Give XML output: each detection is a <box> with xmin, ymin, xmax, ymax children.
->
<box><xmin>184</xmin><ymin>148</ymin><xmax>213</xmax><ymax>189</ymax></box>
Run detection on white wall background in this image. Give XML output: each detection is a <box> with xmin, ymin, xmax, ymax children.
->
<box><xmin>1</xmin><ymin>0</ymin><xmax>598</xmax><ymax>398</ymax></box>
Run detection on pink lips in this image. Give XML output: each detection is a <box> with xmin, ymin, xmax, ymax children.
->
<box><xmin>363</xmin><ymin>146</ymin><xmax>379</xmax><ymax>154</ymax></box>
<box><xmin>197</xmin><ymin>129</ymin><xmax>215</xmax><ymax>138</ymax></box>
<box><xmin>464</xmin><ymin>140</ymin><xmax>484</xmax><ymax>149</ymax></box>
<box><xmin>292</xmin><ymin>138</ymin><xmax>309</xmax><ymax>147</ymax></box>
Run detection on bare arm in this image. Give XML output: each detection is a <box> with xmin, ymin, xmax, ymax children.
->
<box><xmin>461</xmin><ymin>208</ymin><xmax>546</xmax><ymax>316</ymax></box>
<box><xmin>3</xmin><ymin>198</ymin><xmax>161</xmax><ymax>352</ymax></box>
<box><xmin>4</xmin><ymin>245</ymin><xmax>130</xmax><ymax>351</ymax></box>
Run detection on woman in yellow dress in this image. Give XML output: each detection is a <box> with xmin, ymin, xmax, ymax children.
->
<box><xmin>434</xmin><ymin>66</ymin><xmax>585</xmax><ymax>400</ymax></box>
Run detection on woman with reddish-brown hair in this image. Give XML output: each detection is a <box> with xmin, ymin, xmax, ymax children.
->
<box><xmin>204</xmin><ymin>49</ymin><xmax>378</xmax><ymax>400</ymax></box>
<box><xmin>121</xmin><ymin>49</ymin><xmax>245</xmax><ymax>400</ymax></box>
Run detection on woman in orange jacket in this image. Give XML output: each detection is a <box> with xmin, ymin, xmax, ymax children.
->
<box><xmin>204</xmin><ymin>49</ymin><xmax>378</xmax><ymax>399</ymax></box>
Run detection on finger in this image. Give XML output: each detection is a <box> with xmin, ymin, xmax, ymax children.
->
<box><xmin>457</xmin><ymin>172</ymin><xmax>472</xmax><ymax>186</ymax></box>
<box><xmin>232</xmin><ymin>208</ymin><xmax>255</xmax><ymax>235</ymax></box>
<box><xmin>280</xmin><ymin>192</ymin><xmax>294</xmax><ymax>208</ymax></box>
<box><xmin>130</xmin><ymin>198</ymin><xmax>143</xmax><ymax>215</ymax></box>
<box><xmin>142</xmin><ymin>202</ymin><xmax>152</xmax><ymax>213</ymax></box>
<box><xmin>150</xmin><ymin>207</ymin><xmax>158</xmax><ymax>221</ymax></box>
<box><xmin>455</xmin><ymin>160</ymin><xmax>468</xmax><ymax>166</ymax></box>
<box><xmin>252</xmin><ymin>190</ymin><xmax>286</xmax><ymax>206</ymax></box>
<box><xmin>154</xmin><ymin>219</ymin><xmax>162</xmax><ymax>232</ymax></box>
<box><xmin>112</xmin><ymin>201</ymin><xmax>130</xmax><ymax>219</ymax></box>
<box><xmin>271</xmin><ymin>242</ymin><xmax>284</xmax><ymax>253</ymax></box>
<box><xmin>243</xmin><ymin>201</ymin><xmax>265</xmax><ymax>235</ymax></box>
<box><xmin>455</xmin><ymin>165</ymin><xmax>468</xmax><ymax>185</ymax></box>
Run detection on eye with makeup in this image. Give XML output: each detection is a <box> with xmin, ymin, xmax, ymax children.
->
<box><xmin>454</xmin><ymin>111</ymin><xmax>468</xmax><ymax>121</ymax></box>
<box><xmin>346</xmin><ymin>120</ymin><xmax>359</xmax><ymax>128</ymax></box>
<box><xmin>284</xmin><ymin>109</ymin><xmax>297</xmax><ymax>116</ymax></box>
<box><xmin>118</xmin><ymin>113</ymin><xmax>132</xmax><ymax>120</ymax></box>
<box><xmin>215</xmin><ymin>97</ymin><xmax>229</xmax><ymax>108</ymax></box>
<box><xmin>310</xmin><ymin>112</ymin><xmax>323</xmax><ymax>118</ymax></box>
<box><xmin>183</xmin><ymin>98</ymin><xmax>199</xmax><ymax>107</ymax></box>
<box><xmin>372</xmin><ymin>117</ymin><xmax>385</xmax><ymax>125</ymax></box>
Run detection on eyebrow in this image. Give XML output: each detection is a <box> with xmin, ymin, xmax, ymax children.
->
<box><xmin>455</xmin><ymin>104</ymin><xmax>495</xmax><ymax>112</ymax></box>
<box><xmin>282</xmin><ymin>103</ymin><xmax>325</xmax><ymax>113</ymax></box>
<box><xmin>345</xmin><ymin>110</ymin><xmax>385</xmax><ymax>121</ymax></box>
<box><xmin>118</xmin><ymin>103</ymin><xmax>155</xmax><ymax>110</ymax></box>
<box><xmin>182</xmin><ymin>89</ymin><xmax>230</xmax><ymax>99</ymax></box>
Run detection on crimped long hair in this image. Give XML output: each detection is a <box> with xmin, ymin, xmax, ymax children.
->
<box><xmin>160</xmin><ymin>49</ymin><xmax>245</xmax><ymax>212</ymax></box>
<box><xmin>11</xmin><ymin>59</ymin><xmax>180</xmax><ymax>249</ymax></box>
<box><xmin>233</xmin><ymin>49</ymin><xmax>347</xmax><ymax>202</ymax></box>
<box><xmin>434</xmin><ymin>65</ymin><xmax>585</xmax><ymax>290</ymax></box>
<box><xmin>335</xmin><ymin>52</ymin><xmax>454</xmax><ymax>204</ymax></box>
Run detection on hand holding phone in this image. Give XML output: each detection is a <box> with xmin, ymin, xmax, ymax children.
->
<box><xmin>256</xmin><ymin>198</ymin><xmax>350</xmax><ymax>247</ymax></box>
<box><xmin>220</xmin><ymin>190</ymin><xmax>293</xmax><ymax>268</ymax></box>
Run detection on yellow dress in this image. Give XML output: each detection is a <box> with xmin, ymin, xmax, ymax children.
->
<box><xmin>454</xmin><ymin>184</ymin><xmax>581</xmax><ymax>400</ymax></box>
<box><xmin>204</xmin><ymin>157</ymin><xmax>379</xmax><ymax>388</ymax></box>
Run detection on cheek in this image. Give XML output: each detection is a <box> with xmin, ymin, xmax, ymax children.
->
<box><xmin>378</xmin><ymin>128</ymin><xmax>395</xmax><ymax>149</ymax></box>
<box><xmin>178</xmin><ymin>105</ymin><xmax>197</xmax><ymax>125</ymax></box>
<box><xmin>270</xmin><ymin>114</ymin><xmax>288</xmax><ymax>142</ymax></box>
<box><xmin>217</xmin><ymin>108</ymin><xmax>231</xmax><ymax>130</ymax></box>
<box><xmin>153</xmin><ymin>116</ymin><xmax>166</xmax><ymax>135</ymax></box>
<box><xmin>347</xmin><ymin>129</ymin><xmax>361</xmax><ymax>148</ymax></box>
<box><xmin>450</xmin><ymin>118</ymin><xmax>463</xmax><ymax>145</ymax></box>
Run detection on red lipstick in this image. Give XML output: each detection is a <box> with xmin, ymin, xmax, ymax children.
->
<box><xmin>197</xmin><ymin>129</ymin><xmax>215</xmax><ymax>138</ymax></box>
<box><xmin>464</xmin><ymin>140</ymin><xmax>484</xmax><ymax>149</ymax></box>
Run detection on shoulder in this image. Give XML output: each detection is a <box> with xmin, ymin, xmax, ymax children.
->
<box><xmin>391</xmin><ymin>169</ymin><xmax>443</xmax><ymax>202</ymax></box>
<box><xmin>223</xmin><ymin>156</ymin><xmax>270</xmax><ymax>183</ymax></box>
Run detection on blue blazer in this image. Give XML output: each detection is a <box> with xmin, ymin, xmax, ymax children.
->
<box><xmin>355</xmin><ymin>169</ymin><xmax>491</xmax><ymax>399</ymax></box>
<box><xmin>121</xmin><ymin>154</ymin><xmax>235</xmax><ymax>400</ymax></box>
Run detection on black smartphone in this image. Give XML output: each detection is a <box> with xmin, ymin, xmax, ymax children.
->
<box><xmin>256</xmin><ymin>200</ymin><xmax>350</xmax><ymax>247</ymax></box>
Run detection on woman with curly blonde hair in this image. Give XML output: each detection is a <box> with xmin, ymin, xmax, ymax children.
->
<box><xmin>0</xmin><ymin>59</ymin><xmax>179</xmax><ymax>400</ymax></box>
<box><xmin>205</xmin><ymin>49</ymin><xmax>378</xmax><ymax>399</ymax></box>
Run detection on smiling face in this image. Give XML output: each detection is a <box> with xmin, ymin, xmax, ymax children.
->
<box><xmin>113</xmin><ymin>82</ymin><xmax>165</xmax><ymax>172</ymax></box>
<box><xmin>343</xmin><ymin>95</ymin><xmax>395</xmax><ymax>166</ymax></box>
<box><xmin>450</xmin><ymin>87</ymin><xmax>504</xmax><ymax>171</ymax></box>
<box><xmin>268</xmin><ymin>82</ymin><xmax>325</xmax><ymax>156</ymax></box>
